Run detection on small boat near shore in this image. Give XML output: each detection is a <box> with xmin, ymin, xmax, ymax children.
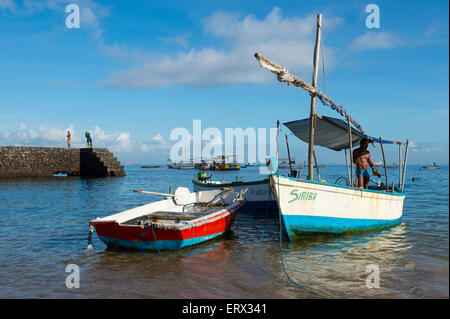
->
<box><xmin>193</xmin><ymin>177</ymin><xmax>277</xmax><ymax>212</ymax></box>
<box><xmin>88</xmin><ymin>187</ymin><xmax>246</xmax><ymax>251</ymax></box>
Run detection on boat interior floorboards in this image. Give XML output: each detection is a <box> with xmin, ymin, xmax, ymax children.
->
<box><xmin>121</xmin><ymin>206</ymin><xmax>227</xmax><ymax>226</ymax></box>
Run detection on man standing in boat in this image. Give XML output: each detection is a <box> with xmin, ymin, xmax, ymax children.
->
<box><xmin>353</xmin><ymin>138</ymin><xmax>381</xmax><ymax>189</ymax></box>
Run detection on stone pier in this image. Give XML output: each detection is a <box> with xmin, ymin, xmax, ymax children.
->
<box><xmin>0</xmin><ymin>146</ymin><xmax>125</xmax><ymax>178</ymax></box>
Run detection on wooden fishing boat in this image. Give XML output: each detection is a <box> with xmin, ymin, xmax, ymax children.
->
<box><xmin>423</xmin><ymin>163</ymin><xmax>439</xmax><ymax>169</ymax></box>
<box><xmin>88</xmin><ymin>187</ymin><xmax>246</xmax><ymax>251</ymax></box>
<box><xmin>167</xmin><ymin>159</ymin><xmax>195</xmax><ymax>169</ymax></box>
<box><xmin>278</xmin><ymin>158</ymin><xmax>304</xmax><ymax>169</ymax></box>
<box><xmin>141</xmin><ymin>165</ymin><xmax>160</xmax><ymax>168</ymax></box>
<box><xmin>177</xmin><ymin>165</ymin><xmax>195</xmax><ymax>170</ymax></box>
<box><xmin>193</xmin><ymin>177</ymin><xmax>277</xmax><ymax>211</ymax></box>
<box><xmin>254</xmin><ymin>14</ymin><xmax>410</xmax><ymax>239</ymax></box>
<box><xmin>246</xmin><ymin>163</ymin><xmax>259</xmax><ymax>167</ymax></box>
<box><xmin>213</xmin><ymin>155</ymin><xmax>240</xmax><ymax>171</ymax></box>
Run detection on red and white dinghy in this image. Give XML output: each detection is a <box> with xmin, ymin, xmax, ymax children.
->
<box><xmin>87</xmin><ymin>187</ymin><xmax>246</xmax><ymax>251</ymax></box>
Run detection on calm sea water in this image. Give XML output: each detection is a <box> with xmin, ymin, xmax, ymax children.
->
<box><xmin>0</xmin><ymin>164</ymin><xmax>448</xmax><ymax>298</ymax></box>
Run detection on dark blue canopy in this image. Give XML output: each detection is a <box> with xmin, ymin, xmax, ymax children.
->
<box><xmin>284</xmin><ymin>116</ymin><xmax>401</xmax><ymax>151</ymax></box>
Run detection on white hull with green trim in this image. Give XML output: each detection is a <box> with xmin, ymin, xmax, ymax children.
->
<box><xmin>270</xmin><ymin>175</ymin><xmax>405</xmax><ymax>240</ymax></box>
<box><xmin>193</xmin><ymin>178</ymin><xmax>277</xmax><ymax>211</ymax></box>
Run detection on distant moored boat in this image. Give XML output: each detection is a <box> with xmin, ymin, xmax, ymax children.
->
<box><xmin>423</xmin><ymin>163</ymin><xmax>439</xmax><ymax>169</ymax></box>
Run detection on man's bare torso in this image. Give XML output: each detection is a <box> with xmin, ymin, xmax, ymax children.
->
<box><xmin>353</xmin><ymin>148</ymin><xmax>371</xmax><ymax>170</ymax></box>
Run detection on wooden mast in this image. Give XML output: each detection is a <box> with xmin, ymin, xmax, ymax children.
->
<box><xmin>307</xmin><ymin>13</ymin><xmax>322</xmax><ymax>181</ymax></box>
<box><xmin>398</xmin><ymin>143</ymin><xmax>402</xmax><ymax>188</ymax></box>
<box><xmin>347</xmin><ymin>116</ymin><xmax>354</xmax><ymax>187</ymax></box>
<box><xmin>345</xmin><ymin>149</ymin><xmax>351</xmax><ymax>186</ymax></box>
<box><xmin>285</xmin><ymin>134</ymin><xmax>294</xmax><ymax>177</ymax></box>
<box><xmin>313</xmin><ymin>150</ymin><xmax>321</xmax><ymax>181</ymax></box>
<box><xmin>379</xmin><ymin>137</ymin><xmax>389</xmax><ymax>191</ymax></box>
<box><xmin>401</xmin><ymin>139</ymin><xmax>409</xmax><ymax>192</ymax></box>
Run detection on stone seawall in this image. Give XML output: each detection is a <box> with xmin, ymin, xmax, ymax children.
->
<box><xmin>0</xmin><ymin>146</ymin><xmax>125</xmax><ymax>178</ymax></box>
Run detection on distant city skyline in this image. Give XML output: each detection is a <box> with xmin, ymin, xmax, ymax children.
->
<box><xmin>0</xmin><ymin>0</ymin><xmax>448</xmax><ymax>164</ymax></box>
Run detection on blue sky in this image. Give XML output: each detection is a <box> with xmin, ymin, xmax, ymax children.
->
<box><xmin>0</xmin><ymin>0</ymin><xmax>448</xmax><ymax>164</ymax></box>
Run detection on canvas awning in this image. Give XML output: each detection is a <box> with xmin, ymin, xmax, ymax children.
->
<box><xmin>284</xmin><ymin>116</ymin><xmax>400</xmax><ymax>151</ymax></box>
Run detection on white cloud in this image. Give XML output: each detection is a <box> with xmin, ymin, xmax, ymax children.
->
<box><xmin>348</xmin><ymin>26</ymin><xmax>446</xmax><ymax>52</ymax></box>
<box><xmin>0</xmin><ymin>0</ymin><xmax>15</xmax><ymax>11</ymax></box>
<box><xmin>104</xmin><ymin>7</ymin><xmax>343</xmax><ymax>88</ymax></box>
<box><xmin>409</xmin><ymin>141</ymin><xmax>449</xmax><ymax>154</ymax></box>
<box><xmin>139</xmin><ymin>133</ymin><xmax>171</xmax><ymax>153</ymax></box>
<box><xmin>0</xmin><ymin>124</ymin><xmax>137</xmax><ymax>153</ymax></box>
<box><xmin>350</xmin><ymin>31</ymin><xmax>400</xmax><ymax>51</ymax></box>
<box><xmin>152</xmin><ymin>133</ymin><xmax>163</xmax><ymax>143</ymax></box>
<box><xmin>91</xmin><ymin>126</ymin><xmax>133</xmax><ymax>152</ymax></box>
<box><xmin>1</xmin><ymin>123</ymin><xmax>80</xmax><ymax>146</ymax></box>
<box><xmin>0</xmin><ymin>124</ymin><xmax>175</xmax><ymax>163</ymax></box>
<box><xmin>159</xmin><ymin>33</ymin><xmax>192</xmax><ymax>49</ymax></box>
<box><xmin>8</xmin><ymin>0</ymin><xmax>109</xmax><ymax>30</ymax></box>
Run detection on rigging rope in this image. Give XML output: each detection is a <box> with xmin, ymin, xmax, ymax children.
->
<box><xmin>254</xmin><ymin>52</ymin><xmax>365</xmax><ymax>135</ymax></box>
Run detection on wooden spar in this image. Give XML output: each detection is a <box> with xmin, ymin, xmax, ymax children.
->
<box><xmin>253</xmin><ymin>53</ymin><xmax>365</xmax><ymax>135</ymax></box>
<box><xmin>398</xmin><ymin>143</ymin><xmax>402</xmax><ymax>188</ymax></box>
<box><xmin>285</xmin><ymin>134</ymin><xmax>294</xmax><ymax>177</ymax></box>
<box><xmin>307</xmin><ymin>13</ymin><xmax>322</xmax><ymax>181</ymax></box>
<box><xmin>276</xmin><ymin>120</ymin><xmax>280</xmax><ymax>168</ymax></box>
<box><xmin>345</xmin><ymin>149</ymin><xmax>351</xmax><ymax>186</ymax></box>
<box><xmin>379</xmin><ymin>137</ymin><xmax>389</xmax><ymax>192</ymax></box>
<box><xmin>401</xmin><ymin>139</ymin><xmax>409</xmax><ymax>192</ymax></box>
<box><xmin>134</xmin><ymin>189</ymin><xmax>175</xmax><ymax>197</ymax></box>
<box><xmin>347</xmin><ymin>116</ymin><xmax>354</xmax><ymax>187</ymax></box>
<box><xmin>313</xmin><ymin>150</ymin><xmax>321</xmax><ymax>181</ymax></box>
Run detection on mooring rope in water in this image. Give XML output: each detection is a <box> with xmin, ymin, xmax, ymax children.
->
<box><xmin>84</xmin><ymin>223</ymin><xmax>94</xmax><ymax>252</ymax></box>
<box><xmin>249</xmin><ymin>174</ymin><xmax>322</xmax><ymax>298</ymax></box>
<box><xmin>148</xmin><ymin>215</ymin><xmax>198</xmax><ymax>257</ymax></box>
<box><xmin>150</xmin><ymin>223</ymin><xmax>163</xmax><ymax>255</ymax></box>
<box><xmin>276</xmin><ymin>167</ymin><xmax>323</xmax><ymax>298</ymax></box>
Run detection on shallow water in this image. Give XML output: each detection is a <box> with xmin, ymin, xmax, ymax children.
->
<box><xmin>0</xmin><ymin>165</ymin><xmax>448</xmax><ymax>298</ymax></box>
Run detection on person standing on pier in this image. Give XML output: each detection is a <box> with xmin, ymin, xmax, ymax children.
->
<box><xmin>67</xmin><ymin>131</ymin><xmax>71</xmax><ymax>149</ymax></box>
<box><xmin>85</xmin><ymin>131</ymin><xmax>92</xmax><ymax>149</ymax></box>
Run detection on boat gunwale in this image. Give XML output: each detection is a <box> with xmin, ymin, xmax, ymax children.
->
<box><xmin>192</xmin><ymin>178</ymin><xmax>269</xmax><ymax>187</ymax></box>
<box><xmin>272</xmin><ymin>175</ymin><xmax>406</xmax><ymax>197</ymax></box>
<box><xmin>91</xmin><ymin>200</ymin><xmax>244</xmax><ymax>231</ymax></box>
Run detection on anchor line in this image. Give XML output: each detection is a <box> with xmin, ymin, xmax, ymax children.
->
<box><xmin>151</xmin><ymin>223</ymin><xmax>162</xmax><ymax>256</ymax></box>
<box><xmin>276</xmin><ymin>162</ymin><xmax>323</xmax><ymax>298</ymax></box>
<box><xmin>84</xmin><ymin>223</ymin><xmax>94</xmax><ymax>252</ymax></box>
<box><xmin>251</xmin><ymin>150</ymin><xmax>322</xmax><ymax>297</ymax></box>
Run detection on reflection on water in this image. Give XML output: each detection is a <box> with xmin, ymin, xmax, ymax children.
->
<box><xmin>0</xmin><ymin>165</ymin><xmax>448</xmax><ymax>298</ymax></box>
<box><xmin>279</xmin><ymin>224</ymin><xmax>413</xmax><ymax>298</ymax></box>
